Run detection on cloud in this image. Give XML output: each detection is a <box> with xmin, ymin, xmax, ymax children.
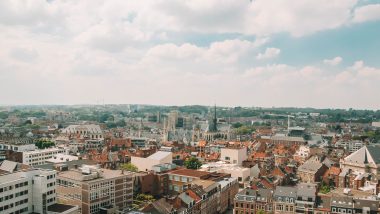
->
<box><xmin>0</xmin><ymin>0</ymin><xmax>379</xmax><ymax>109</ymax></box>
<box><xmin>256</xmin><ymin>48</ymin><xmax>281</xmax><ymax>60</ymax></box>
<box><xmin>352</xmin><ymin>4</ymin><xmax>380</xmax><ymax>23</ymax></box>
<box><xmin>323</xmin><ymin>56</ymin><xmax>343</xmax><ymax>66</ymax></box>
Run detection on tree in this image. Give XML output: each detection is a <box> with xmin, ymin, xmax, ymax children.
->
<box><xmin>120</xmin><ymin>163</ymin><xmax>138</xmax><ymax>172</ymax></box>
<box><xmin>257</xmin><ymin>210</ymin><xmax>265</xmax><ymax>214</ymax></box>
<box><xmin>184</xmin><ymin>157</ymin><xmax>202</xmax><ymax>169</ymax></box>
<box><xmin>35</xmin><ymin>139</ymin><xmax>55</xmax><ymax>149</ymax></box>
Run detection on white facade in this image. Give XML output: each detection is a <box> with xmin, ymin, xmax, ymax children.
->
<box><xmin>220</xmin><ymin>147</ymin><xmax>247</xmax><ymax>165</ymax></box>
<box><xmin>0</xmin><ymin>169</ymin><xmax>57</xmax><ymax>214</ymax></box>
<box><xmin>61</xmin><ymin>125</ymin><xmax>103</xmax><ymax>140</ymax></box>
<box><xmin>47</xmin><ymin>154</ymin><xmax>79</xmax><ymax>163</ymax></box>
<box><xmin>131</xmin><ymin>151</ymin><xmax>172</xmax><ymax>172</ymax></box>
<box><xmin>335</xmin><ymin>140</ymin><xmax>364</xmax><ymax>153</ymax></box>
<box><xmin>0</xmin><ymin>143</ymin><xmax>36</xmax><ymax>152</ymax></box>
<box><xmin>22</xmin><ymin>148</ymin><xmax>66</xmax><ymax>166</ymax></box>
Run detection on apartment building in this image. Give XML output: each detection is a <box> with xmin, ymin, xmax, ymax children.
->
<box><xmin>273</xmin><ymin>186</ymin><xmax>297</xmax><ymax>214</ymax></box>
<box><xmin>56</xmin><ymin>165</ymin><xmax>133</xmax><ymax>214</ymax></box>
<box><xmin>234</xmin><ymin>188</ymin><xmax>274</xmax><ymax>214</ymax></box>
<box><xmin>0</xmin><ymin>160</ymin><xmax>78</xmax><ymax>214</ymax></box>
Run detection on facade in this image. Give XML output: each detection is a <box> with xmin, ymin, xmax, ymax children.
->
<box><xmin>0</xmin><ymin>161</ymin><xmax>78</xmax><ymax>214</ymax></box>
<box><xmin>218</xmin><ymin>177</ymin><xmax>239</xmax><ymax>213</ymax></box>
<box><xmin>56</xmin><ymin>165</ymin><xmax>133</xmax><ymax>214</ymax></box>
<box><xmin>234</xmin><ymin>188</ymin><xmax>274</xmax><ymax>214</ymax></box>
<box><xmin>273</xmin><ymin>186</ymin><xmax>297</xmax><ymax>214</ymax></box>
<box><xmin>295</xmin><ymin>183</ymin><xmax>317</xmax><ymax>214</ymax></box>
<box><xmin>220</xmin><ymin>147</ymin><xmax>247</xmax><ymax>165</ymax></box>
<box><xmin>335</xmin><ymin>140</ymin><xmax>364</xmax><ymax>153</ymax></box>
<box><xmin>271</xmin><ymin>136</ymin><xmax>306</xmax><ymax>146</ymax></box>
<box><xmin>61</xmin><ymin>125</ymin><xmax>103</xmax><ymax>140</ymax></box>
<box><xmin>297</xmin><ymin>157</ymin><xmax>328</xmax><ymax>183</ymax></box>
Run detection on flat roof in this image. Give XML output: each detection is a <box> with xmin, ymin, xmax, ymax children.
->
<box><xmin>58</xmin><ymin>168</ymin><xmax>132</xmax><ymax>182</ymax></box>
<box><xmin>168</xmin><ymin>168</ymin><xmax>210</xmax><ymax>178</ymax></box>
<box><xmin>48</xmin><ymin>204</ymin><xmax>77</xmax><ymax>213</ymax></box>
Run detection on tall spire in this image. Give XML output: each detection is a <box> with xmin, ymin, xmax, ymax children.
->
<box><xmin>211</xmin><ymin>104</ymin><xmax>218</xmax><ymax>132</ymax></box>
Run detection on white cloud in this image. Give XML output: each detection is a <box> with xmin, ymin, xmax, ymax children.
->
<box><xmin>0</xmin><ymin>0</ymin><xmax>379</xmax><ymax>109</ymax></box>
<box><xmin>352</xmin><ymin>4</ymin><xmax>380</xmax><ymax>23</ymax></box>
<box><xmin>323</xmin><ymin>56</ymin><xmax>343</xmax><ymax>66</ymax></box>
<box><xmin>256</xmin><ymin>48</ymin><xmax>281</xmax><ymax>60</ymax></box>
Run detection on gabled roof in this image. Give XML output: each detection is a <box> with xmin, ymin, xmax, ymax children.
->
<box><xmin>343</xmin><ymin>144</ymin><xmax>380</xmax><ymax>165</ymax></box>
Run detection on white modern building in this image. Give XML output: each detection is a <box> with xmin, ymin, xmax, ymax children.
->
<box><xmin>0</xmin><ymin>160</ymin><xmax>78</xmax><ymax>214</ymax></box>
<box><xmin>22</xmin><ymin>148</ymin><xmax>66</xmax><ymax>166</ymax></box>
<box><xmin>335</xmin><ymin>140</ymin><xmax>364</xmax><ymax>153</ymax></box>
<box><xmin>220</xmin><ymin>147</ymin><xmax>247</xmax><ymax>165</ymax></box>
<box><xmin>0</xmin><ymin>141</ymin><xmax>36</xmax><ymax>152</ymax></box>
<box><xmin>131</xmin><ymin>151</ymin><xmax>172</xmax><ymax>172</ymax></box>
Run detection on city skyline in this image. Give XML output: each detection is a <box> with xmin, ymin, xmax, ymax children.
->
<box><xmin>1</xmin><ymin>0</ymin><xmax>380</xmax><ymax>109</ymax></box>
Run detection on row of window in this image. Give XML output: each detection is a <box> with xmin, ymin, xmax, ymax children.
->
<box><xmin>168</xmin><ymin>175</ymin><xmax>193</xmax><ymax>183</ymax></box>
<box><xmin>15</xmin><ymin>199</ymin><xmax>28</xmax><ymax>206</ymax></box>
<box><xmin>47</xmin><ymin>174</ymin><xmax>55</xmax><ymax>180</ymax></box>
<box><xmin>15</xmin><ymin>182</ymin><xmax>28</xmax><ymax>189</ymax></box>
<box><xmin>0</xmin><ymin>185</ymin><xmax>14</xmax><ymax>192</ymax></box>
<box><xmin>15</xmin><ymin>190</ymin><xmax>28</xmax><ymax>197</ymax></box>
<box><xmin>47</xmin><ymin>182</ymin><xmax>55</xmax><ymax>188</ymax></box>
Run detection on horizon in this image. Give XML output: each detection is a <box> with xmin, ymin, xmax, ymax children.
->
<box><xmin>1</xmin><ymin>103</ymin><xmax>379</xmax><ymax>111</ymax></box>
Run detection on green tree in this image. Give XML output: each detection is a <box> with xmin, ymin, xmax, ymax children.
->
<box><xmin>35</xmin><ymin>139</ymin><xmax>55</xmax><ymax>149</ymax></box>
<box><xmin>184</xmin><ymin>157</ymin><xmax>202</xmax><ymax>169</ymax></box>
<box><xmin>120</xmin><ymin>163</ymin><xmax>138</xmax><ymax>172</ymax></box>
<box><xmin>257</xmin><ymin>210</ymin><xmax>265</xmax><ymax>214</ymax></box>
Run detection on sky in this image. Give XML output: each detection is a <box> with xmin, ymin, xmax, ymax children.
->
<box><xmin>1</xmin><ymin>0</ymin><xmax>380</xmax><ymax>109</ymax></box>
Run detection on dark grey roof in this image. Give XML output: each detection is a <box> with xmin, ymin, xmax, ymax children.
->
<box><xmin>235</xmin><ymin>188</ymin><xmax>273</xmax><ymax>202</ymax></box>
<box><xmin>274</xmin><ymin>186</ymin><xmax>297</xmax><ymax>198</ymax></box>
<box><xmin>296</xmin><ymin>183</ymin><xmax>317</xmax><ymax>198</ymax></box>
<box><xmin>354</xmin><ymin>199</ymin><xmax>379</xmax><ymax>210</ymax></box>
<box><xmin>331</xmin><ymin>196</ymin><xmax>354</xmax><ymax>208</ymax></box>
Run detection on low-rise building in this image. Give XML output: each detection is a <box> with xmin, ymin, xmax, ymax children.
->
<box><xmin>273</xmin><ymin>186</ymin><xmax>297</xmax><ymax>214</ymax></box>
<box><xmin>234</xmin><ymin>188</ymin><xmax>274</xmax><ymax>214</ymax></box>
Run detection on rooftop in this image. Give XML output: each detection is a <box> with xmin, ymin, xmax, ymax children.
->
<box><xmin>168</xmin><ymin>168</ymin><xmax>210</xmax><ymax>178</ymax></box>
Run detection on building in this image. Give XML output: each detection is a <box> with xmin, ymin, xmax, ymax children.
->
<box><xmin>0</xmin><ymin>139</ymin><xmax>36</xmax><ymax>152</ymax></box>
<box><xmin>270</xmin><ymin>136</ymin><xmax>306</xmax><ymax>146</ymax></box>
<box><xmin>335</xmin><ymin>140</ymin><xmax>364</xmax><ymax>153</ymax></box>
<box><xmin>22</xmin><ymin>148</ymin><xmax>66</xmax><ymax>166</ymax></box>
<box><xmin>297</xmin><ymin>157</ymin><xmax>328</xmax><ymax>183</ymax></box>
<box><xmin>220</xmin><ymin>147</ymin><xmax>247</xmax><ymax>165</ymax></box>
<box><xmin>273</xmin><ymin>186</ymin><xmax>297</xmax><ymax>214</ymax></box>
<box><xmin>218</xmin><ymin>177</ymin><xmax>239</xmax><ymax>213</ymax></box>
<box><xmin>131</xmin><ymin>151</ymin><xmax>172</xmax><ymax>172</ymax></box>
<box><xmin>61</xmin><ymin>125</ymin><xmax>103</xmax><ymax>140</ymax></box>
<box><xmin>340</xmin><ymin>144</ymin><xmax>380</xmax><ymax>175</ymax></box>
<box><xmin>295</xmin><ymin>183</ymin><xmax>317</xmax><ymax>214</ymax></box>
<box><xmin>56</xmin><ymin>165</ymin><xmax>133</xmax><ymax>214</ymax></box>
<box><xmin>0</xmin><ymin>160</ymin><xmax>78</xmax><ymax>214</ymax></box>
<box><xmin>234</xmin><ymin>188</ymin><xmax>274</xmax><ymax>214</ymax></box>
<box><xmin>293</xmin><ymin>145</ymin><xmax>311</xmax><ymax>164</ymax></box>
<box><xmin>167</xmin><ymin>169</ymin><xmax>212</xmax><ymax>193</ymax></box>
